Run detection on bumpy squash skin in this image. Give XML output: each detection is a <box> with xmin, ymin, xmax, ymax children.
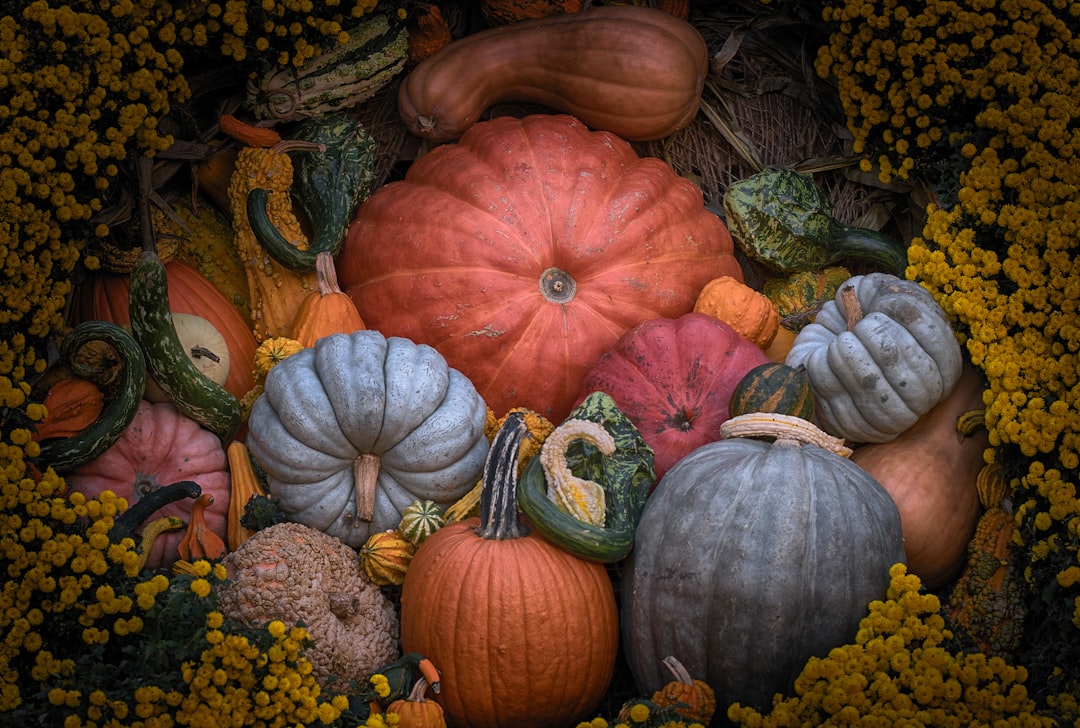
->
<box><xmin>339</xmin><ymin>114</ymin><xmax>743</xmax><ymax>422</ymax></box>
<box><xmin>850</xmin><ymin>365</ymin><xmax>988</xmax><ymax>590</ymax></box>
<box><xmin>397</xmin><ymin>6</ymin><xmax>708</xmax><ymax>142</ymax></box>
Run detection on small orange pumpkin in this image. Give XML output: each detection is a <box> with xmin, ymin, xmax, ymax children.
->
<box><xmin>386</xmin><ymin>677</ymin><xmax>447</xmax><ymax>728</ymax></box>
<box><xmin>693</xmin><ymin>275</ymin><xmax>781</xmax><ymax>349</ymax></box>
<box><xmin>290</xmin><ymin>252</ymin><xmax>366</xmax><ymax>348</ymax></box>
<box><xmin>32</xmin><ymin>378</ymin><xmax>104</xmax><ymax>443</ymax></box>
<box><xmin>651</xmin><ymin>655</ymin><xmax>717</xmax><ymax>724</ymax></box>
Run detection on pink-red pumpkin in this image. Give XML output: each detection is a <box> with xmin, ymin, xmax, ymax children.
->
<box><xmin>574</xmin><ymin>313</ymin><xmax>769</xmax><ymax>481</ymax></box>
<box><xmin>338</xmin><ymin>114</ymin><xmax>742</xmax><ymax>422</ymax></box>
<box><xmin>65</xmin><ymin>401</ymin><xmax>231</xmax><ymax>568</ymax></box>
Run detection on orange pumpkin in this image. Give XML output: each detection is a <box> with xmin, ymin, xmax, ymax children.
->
<box><xmin>651</xmin><ymin>655</ymin><xmax>717</xmax><ymax>725</ymax></box>
<box><xmin>290</xmin><ymin>252</ymin><xmax>366</xmax><ymax>347</ymax></box>
<box><xmin>850</xmin><ymin>364</ymin><xmax>988</xmax><ymax>589</ymax></box>
<box><xmin>32</xmin><ymin>378</ymin><xmax>104</xmax><ymax>443</ymax></box>
<box><xmin>399</xmin><ymin>414</ymin><xmax>618</xmax><ymax>728</ymax></box>
<box><xmin>386</xmin><ymin>677</ymin><xmax>447</xmax><ymax>728</ymax></box>
<box><xmin>339</xmin><ymin>114</ymin><xmax>743</xmax><ymax>422</ymax></box>
<box><xmin>693</xmin><ymin>274</ymin><xmax>781</xmax><ymax>348</ymax></box>
<box><xmin>78</xmin><ymin>259</ymin><xmax>258</xmax><ymax>403</ymax></box>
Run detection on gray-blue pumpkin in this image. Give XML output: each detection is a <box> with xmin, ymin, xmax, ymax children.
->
<box><xmin>622</xmin><ymin>416</ymin><xmax>906</xmax><ymax>714</ymax></box>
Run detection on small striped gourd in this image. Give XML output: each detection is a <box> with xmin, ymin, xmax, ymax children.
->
<box><xmin>728</xmin><ymin>362</ymin><xmax>816</xmax><ymax>421</ymax></box>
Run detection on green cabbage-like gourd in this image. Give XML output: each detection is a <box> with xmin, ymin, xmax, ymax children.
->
<box><xmin>248</xmin><ymin>112</ymin><xmax>378</xmax><ymax>270</ymax></box>
<box><xmin>723</xmin><ymin>168</ymin><xmax>908</xmax><ymax>275</ymax></box>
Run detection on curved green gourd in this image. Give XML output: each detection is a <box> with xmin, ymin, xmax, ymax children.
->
<box><xmin>516</xmin><ymin>391</ymin><xmax>655</xmax><ymax>563</ymax></box>
<box><xmin>35</xmin><ymin>321</ymin><xmax>147</xmax><ymax>474</ymax></box>
<box><xmin>250</xmin><ymin>112</ymin><xmax>378</xmax><ymax>270</ymax></box>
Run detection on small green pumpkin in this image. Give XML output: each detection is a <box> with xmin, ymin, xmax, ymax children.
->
<box><xmin>728</xmin><ymin>362</ymin><xmax>816</xmax><ymax>421</ymax></box>
<box><xmin>398</xmin><ymin>499</ymin><xmax>445</xmax><ymax>546</ymax></box>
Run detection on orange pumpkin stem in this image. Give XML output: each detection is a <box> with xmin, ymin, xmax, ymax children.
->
<box><xmin>354</xmin><ymin>453</ymin><xmax>381</xmax><ymax>523</ymax></box>
<box><xmin>177</xmin><ymin>493</ymin><xmax>227</xmax><ymax>561</ymax></box>
<box><xmin>841</xmin><ymin>284</ymin><xmax>863</xmax><ymax>330</ymax></box>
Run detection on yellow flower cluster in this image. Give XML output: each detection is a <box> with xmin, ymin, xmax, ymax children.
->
<box><xmin>815</xmin><ymin>0</ymin><xmax>1078</xmax><ymax>188</ymax></box>
<box><xmin>727</xmin><ymin>565</ymin><xmax>1056</xmax><ymax>726</ymax></box>
<box><xmin>818</xmin><ymin>0</ymin><xmax>1080</xmax><ymax>691</ymax></box>
<box><xmin>0</xmin><ymin>0</ymin><xmax>186</xmax><ymax>418</ymax></box>
<box><xmin>0</xmin><ymin>473</ymin><xmax>148</xmax><ymax>712</ymax></box>
<box><xmin>171</xmin><ymin>0</ymin><xmax>386</xmax><ymax>69</ymax></box>
<box><xmin>174</xmin><ymin>619</ymin><xmax>349</xmax><ymax>726</ymax></box>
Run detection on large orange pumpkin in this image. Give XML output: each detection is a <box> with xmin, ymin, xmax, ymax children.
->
<box><xmin>399</xmin><ymin>413</ymin><xmax>619</xmax><ymax>728</ymax></box>
<box><xmin>338</xmin><ymin>114</ymin><xmax>742</xmax><ymax>422</ymax></box>
<box><xmin>78</xmin><ymin>259</ymin><xmax>258</xmax><ymax>402</ymax></box>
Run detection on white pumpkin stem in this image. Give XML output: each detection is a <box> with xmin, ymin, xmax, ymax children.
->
<box><xmin>353</xmin><ymin>453</ymin><xmax>380</xmax><ymax>523</ymax></box>
<box><xmin>407</xmin><ymin>676</ymin><xmax>431</xmax><ymax>702</ymax></box>
<box><xmin>540</xmin><ymin>418</ymin><xmax>614</xmax><ymax>527</ymax></box>
<box><xmin>661</xmin><ymin>655</ymin><xmax>693</xmax><ymax>686</ymax></box>
<box><xmin>841</xmin><ymin>283</ymin><xmax>863</xmax><ymax>331</ymax></box>
<box><xmin>720</xmin><ymin>413</ymin><xmax>853</xmax><ymax>457</ymax></box>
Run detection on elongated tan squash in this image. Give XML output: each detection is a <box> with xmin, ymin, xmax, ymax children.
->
<box><xmin>397</xmin><ymin>5</ymin><xmax>708</xmax><ymax>143</ymax></box>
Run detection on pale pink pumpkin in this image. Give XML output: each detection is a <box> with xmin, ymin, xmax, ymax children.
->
<box><xmin>66</xmin><ymin>401</ymin><xmax>231</xmax><ymax>568</ymax></box>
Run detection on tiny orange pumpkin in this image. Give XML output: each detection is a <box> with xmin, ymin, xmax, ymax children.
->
<box><xmin>650</xmin><ymin>655</ymin><xmax>717</xmax><ymax>724</ymax></box>
<box><xmin>290</xmin><ymin>251</ymin><xmax>366</xmax><ymax>348</ymax></box>
<box><xmin>386</xmin><ymin>676</ymin><xmax>446</xmax><ymax>728</ymax></box>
